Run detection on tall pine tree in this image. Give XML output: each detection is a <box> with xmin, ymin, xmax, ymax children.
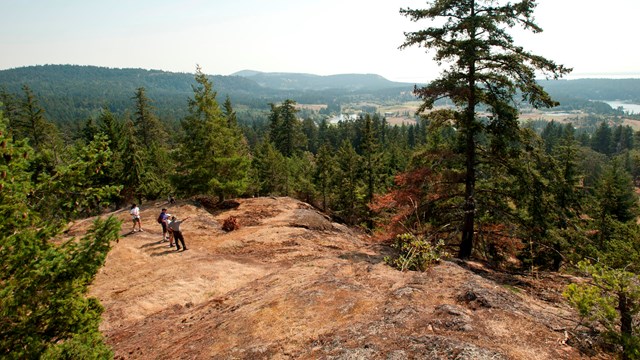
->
<box><xmin>268</xmin><ymin>99</ymin><xmax>307</xmax><ymax>157</ymax></box>
<box><xmin>401</xmin><ymin>0</ymin><xmax>570</xmax><ymax>258</ymax></box>
<box><xmin>174</xmin><ymin>66</ymin><xmax>250</xmax><ymax>201</ymax></box>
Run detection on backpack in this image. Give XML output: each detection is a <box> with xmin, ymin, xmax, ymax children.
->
<box><xmin>157</xmin><ymin>214</ymin><xmax>163</xmax><ymax>224</ymax></box>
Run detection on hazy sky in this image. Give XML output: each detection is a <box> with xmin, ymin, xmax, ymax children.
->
<box><xmin>1</xmin><ymin>0</ymin><xmax>639</xmax><ymax>82</ymax></box>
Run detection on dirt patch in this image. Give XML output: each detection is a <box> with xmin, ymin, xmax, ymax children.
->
<box><xmin>73</xmin><ymin>197</ymin><xmax>610</xmax><ymax>359</ymax></box>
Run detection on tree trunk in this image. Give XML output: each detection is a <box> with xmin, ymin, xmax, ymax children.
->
<box><xmin>619</xmin><ymin>291</ymin><xmax>633</xmax><ymax>360</ymax></box>
<box><xmin>458</xmin><ymin>117</ymin><xmax>476</xmax><ymax>259</ymax></box>
<box><xmin>458</xmin><ymin>0</ymin><xmax>477</xmax><ymax>260</ymax></box>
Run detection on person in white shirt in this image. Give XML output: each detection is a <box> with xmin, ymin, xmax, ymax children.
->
<box><xmin>129</xmin><ymin>204</ymin><xmax>143</xmax><ymax>233</ymax></box>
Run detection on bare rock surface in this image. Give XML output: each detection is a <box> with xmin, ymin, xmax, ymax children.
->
<box><xmin>65</xmin><ymin>197</ymin><xmax>609</xmax><ymax>359</ymax></box>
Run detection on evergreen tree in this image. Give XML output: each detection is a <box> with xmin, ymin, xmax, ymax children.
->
<box><xmin>119</xmin><ymin>119</ymin><xmax>145</xmax><ymax>202</ymax></box>
<box><xmin>553</xmin><ymin>125</ymin><xmax>582</xmax><ymax>215</ymax></box>
<box><xmin>579</xmin><ymin>147</ymin><xmax>609</xmax><ymax>189</ymax></box>
<box><xmin>222</xmin><ymin>95</ymin><xmax>238</xmax><ymax>129</ymax></box>
<box><xmin>612</xmin><ymin>125</ymin><xmax>634</xmax><ymax>154</ymax></box>
<box><xmin>36</xmin><ymin>133</ymin><xmax>123</xmax><ymax>219</ymax></box>
<box><xmin>333</xmin><ymin>140</ymin><xmax>364</xmax><ymax>225</ymax></box>
<box><xmin>592</xmin><ymin>121</ymin><xmax>613</xmax><ymax>155</ymax></box>
<box><xmin>361</xmin><ymin>114</ymin><xmax>386</xmax><ymax>228</ymax></box>
<box><xmin>506</xmin><ymin>131</ymin><xmax>565</xmax><ymax>269</ymax></box>
<box><xmin>317</xmin><ymin>118</ymin><xmax>334</xmax><ymax>149</ymax></box>
<box><xmin>131</xmin><ymin>87</ymin><xmax>172</xmax><ymax>199</ymax></box>
<box><xmin>97</xmin><ymin>107</ymin><xmax>123</xmax><ymax>153</ymax></box>
<box><xmin>10</xmin><ymin>86</ymin><xmax>65</xmax><ymax>177</ymax></box>
<box><xmin>595</xmin><ymin>159</ymin><xmax>638</xmax><ymax>226</ymax></box>
<box><xmin>627</xmin><ymin>149</ymin><xmax>640</xmax><ymax>181</ymax></box>
<box><xmin>0</xmin><ymin>88</ymin><xmax>21</xmax><ymax>136</ymax></box>
<box><xmin>14</xmin><ymin>85</ymin><xmax>62</xmax><ymax>154</ymax></box>
<box><xmin>80</xmin><ymin>118</ymin><xmax>99</xmax><ymax>144</ymax></box>
<box><xmin>251</xmin><ymin>140</ymin><xmax>287</xmax><ymax>196</ymax></box>
<box><xmin>314</xmin><ymin>143</ymin><xmax>335</xmax><ymax>211</ymax></box>
<box><xmin>132</xmin><ymin>87</ymin><xmax>166</xmax><ymax>149</ymax></box>
<box><xmin>565</xmin><ymin>262</ymin><xmax>640</xmax><ymax>360</ymax></box>
<box><xmin>174</xmin><ymin>66</ymin><xmax>250</xmax><ymax>200</ymax></box>
<box><xmin>287</xmin><ymin>152</ymin><xmax>317</xmax><ymax>203</ymax></box>
<box><xmin>401</xmin><ymin>0</ymin><xmax>570</xmax><ymax>258</ymax></box>
<box><xmin>268</xmin><ymin>99</ymin><xmax>307</xmax><ymax>157</ymax></box>
<box><xmin>0</xmin><ymin>110</ymin><xmax>120</xmax><ymax>358</ymax></box>
<box><xmin>540</xmin><ymin>120</ymin><xmax>562</xmax><ymax>153</ymax></box>
<box><xmin>302</xmin><ymin>117</ymin><xmax>319</xmax><ymax>154</ymax></box>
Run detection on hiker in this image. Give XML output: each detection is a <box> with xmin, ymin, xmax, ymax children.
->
<box><xmin>158</xmin><ymin>208</ymin><xmax>170</xmax><ymax>242</ymax></box>
<box><xmin>130</xmin><ymin>204</ymin><xmax>143</xmax><ymax>232</ymax></box>
<box><xmin>169</xmin><ymin>215</ymin><xmax>189</xmax><ymax>251</ymax></box>
<box><xmin>167</xmin><ymin>214</ymin><xmax>175</xmax><ymax>247</ymax></box>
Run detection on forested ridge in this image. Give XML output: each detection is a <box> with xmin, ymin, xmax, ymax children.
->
<box><xmin>0</xmin><ymin>64</ymin><xmax>416</xmax><ymax>126</ymax></box>
<box><xmin>1</xmin><ymin>64</ymin><xmax>638</xmax><ymax>128</ymax></box>
<box><xmin>3</xmin><ymin>1</ymin><xmax>640</xmax><ymax>358</ymax></box>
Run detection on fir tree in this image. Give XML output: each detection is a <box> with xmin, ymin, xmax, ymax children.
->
<box><xmin>0</xmin><ymin>110</ymin><xmax>120</xmax><ymax>358</ymax></box>
<box><xmin>592</xmin><ymin>121</ymin><xmax>613</xmax><ymax>155</ymax></box>
<box><xmin>119</xmin><ymin>119</ymin><xmax>145</xmax><ymax>202</ymax></box>
<box><xmin>314</xmin><ymin>143</ymin><xmax>335</xmax><ymax>211</ymax></box>
<box><xmin>132</xmin><ymin>87</ymin><xmax>166</xmax><ymax>149</ymax></box>
<box><xmin>222</xmin><ymin>95</ymin><xmax>238</xmax><ymax>129</ymax></box>
<box><xmin>287</xmin><ymin>152</ymin><xmax>316</xmax><ymax>203</ymax></box>
<box><xmin>268</xmin><ymin>99</ymin><xmax>307</xmax><ymax>157</ymax></box>
<box><xmin>175</xmin><ymin>66</ymin><xmax>250</xmax><ymax>201</ymax></box>
<box><xmin>333</xmin><ymin>140</ymin><xmax>364</xmax><ymax>225</ymax></box>
<box><xmin>400</xmin><ymin>0</ymin><xmax>570</xmax><ymax>258</ymax></box>
<box><xmin>13</xmin><ymin>86</ymin><xmax>64</xmax><ymax>172</ymax></box>
<box><xmin>252</xmin><ymin>140</ymin><xmax>287</xmax><ymax>196</ymax></box>
<box><xmin>131</xmin><ymin>87</ymin><xmax>172</xmax><ymax>199</ymax></box>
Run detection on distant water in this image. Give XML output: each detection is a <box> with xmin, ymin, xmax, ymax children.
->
<box><xmin>602</xmin><ymin>100</ymin><xmax>640</xmax><ymax>114</ymax></box>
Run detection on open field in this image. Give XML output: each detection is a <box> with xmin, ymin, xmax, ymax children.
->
<box><xmin>296</xmin><ymin>103</ymin><xmax>327</xmax><ymax>111</ymax></box>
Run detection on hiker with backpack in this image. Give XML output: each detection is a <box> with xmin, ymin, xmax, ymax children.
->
<box><xmin>157</xmin><ymin>208</ymin><xmax>170</xmax><ymax>242</ymax></box>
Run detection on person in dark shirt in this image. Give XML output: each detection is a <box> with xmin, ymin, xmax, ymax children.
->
<box><xmin>158</xmin><ymin>208</ymin><xmax>169</xmax><ymax>241</ymax></box>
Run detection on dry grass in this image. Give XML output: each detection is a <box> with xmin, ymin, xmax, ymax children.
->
<box><xmin>66</xmin><ymin>197</ymin><xmax>610</xmax><ymax>359</ymax></box>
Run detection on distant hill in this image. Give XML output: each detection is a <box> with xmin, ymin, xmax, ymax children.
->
<box><xmin>1</xmin><ymin>65</ymin><xmax>639</xmax><ymax>126</ymax></box>
<box><xmin>0</xmin><ymin>65</ymin><xmax>270</xmax><ymax>124</ymax></box>
<box><xmin>0</xmin><ymin>65</ymin><xmax>415</xmax><ymax>125</ymax></box>
<box><xmin>232</xmin><ymin>70</ymin><xmax>413</xmax><ymax>91</ymax></box>
<box><xmin>539</xmin><ymin>78</ymin><xmax>640</xmax><ymax>103</ymax></box>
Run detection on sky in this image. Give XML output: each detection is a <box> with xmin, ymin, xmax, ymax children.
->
<box><xmin>1</xmin><ymin>0</ymin><xmax>639</xmax><ymax>83</ymax></box>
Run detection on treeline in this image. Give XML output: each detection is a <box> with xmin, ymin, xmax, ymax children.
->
<box><xmin>0</xmin><ymin>70</ymin><xmax>428</xmax><ymax>225</ymax></box>
<box><xmin>2</xmin><ymin>71</ymin><xmax>640</xmax><ymax>229</ymax></box>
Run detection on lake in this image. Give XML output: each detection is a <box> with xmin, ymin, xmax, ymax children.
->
<box><xmin>602</xmin><ymin>100</ymin><xmax>640</xmax><ymax>114</ymax></box>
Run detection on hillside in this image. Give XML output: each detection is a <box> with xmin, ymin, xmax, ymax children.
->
<box><xmin>64</xmin><ymin>197</ymin><xmax>606</xmax><ymax>359</ymax></box>
<box><xmin>232</xmin><ymin>70</ymin><xmax>412</xmax><ymax>91</ymax></box>
<box><xmin>0</xmin><ymin>65</ymin><xmax>269</xmax><ymax>124</ymax></box>
<box><xmin>3</xmin><ymin>65</ymin><xmax>639</xmax><ymax>127</ymax></box>
<box><xmin>0</xmin><ymin>65</ymin><xmax>415</xmax><ymax>124</ymax></box>
<box><xmin>539</xmin><ymin>78</ymin><xmax>640</xmax><ymax>103</ymax></box>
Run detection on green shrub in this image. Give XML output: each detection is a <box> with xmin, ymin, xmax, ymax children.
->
<box><xmin>385</xmin><ymin>233</ymin><xmax>450</xmax><ymax>271</ymax></box>
<box><xmin>564</xmin><ymin>261</ymin><xmax>640</xmax><ymax>359</ymax></box>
